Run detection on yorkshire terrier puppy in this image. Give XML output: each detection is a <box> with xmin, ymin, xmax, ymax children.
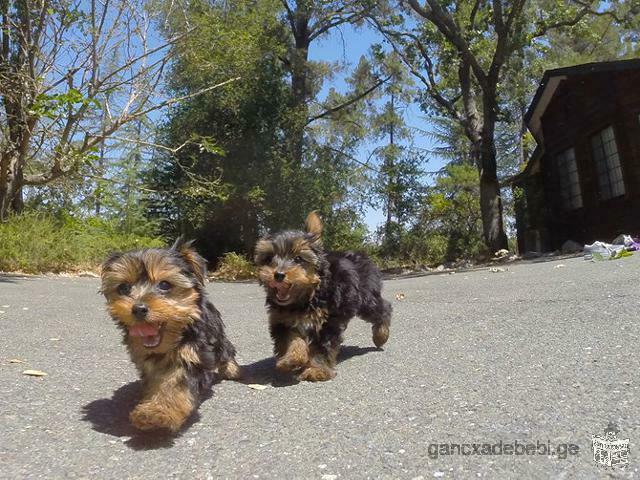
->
<box><xmin>254</xmin><ymin>212</ymin><xmax>392</xmax><ymax>382</ymax></box>
<box><xmin>100</xmin><ymin>240</ymin><xmax>240</xmax><ymax>432</ymax></box>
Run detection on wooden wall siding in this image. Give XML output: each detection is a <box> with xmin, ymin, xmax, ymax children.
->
<box><xmin>534</xmin><ymin>69</ymin><xmax>640</xmax><ymax>249</ymax></box>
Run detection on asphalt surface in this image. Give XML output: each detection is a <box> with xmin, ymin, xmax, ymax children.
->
<box><xmin>0</xmin><ymin>255</ymin><xmax>639</xmax><ymax>479</ymax></box>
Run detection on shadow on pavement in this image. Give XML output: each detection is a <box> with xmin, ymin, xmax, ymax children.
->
<box><xmin>240</xmin><ymin>357</ymin><xmax>299</xmax><ymax>387</ymax></box>
<box><xmin>240</xmin><ymin>344</ymin><xmax>381</xmax><ymax>387</ymax></box>
<box><xmin>338</xmin><ymin>345</ymin><xmax>381</xmax><ymax>362</ymax></box>
<box><xmin>81</xmin><ymin>380</ymin><xmax>207</xmax><ymax>451</ymax></box>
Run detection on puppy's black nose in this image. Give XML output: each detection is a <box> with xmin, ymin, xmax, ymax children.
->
<box><xmin>132</xmin><ymin>303</ymin><xmax>149</xmax><ymax>319</ymax></box>
<box><xmin>274</xmin><ymin>271</ymin><xmax>285</xmax><ymax>282</ymax></box>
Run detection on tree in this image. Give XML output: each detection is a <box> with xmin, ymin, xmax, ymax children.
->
<box><xmin>368</xmin><ymin>0</ymin><xmax>634</xmax><ymax>252</ymax></box>
<box><xmin>420</xmin><ymin>162</ymin><xmax>484</xmax><ymax>260</ymax></box>
<box><xmin>352</xmin><ymin>52</ymin><xmax>425</xmax><ymax>252</ymax></box>
<box><xmin>145</xmin><ymin>0</ymin><xmax>288</xmax><ymax>257</ymax></box>
<box><xmin>0</xmin><ymin>0</ymin><xmax>230</xmax><ymax>221</ymax></box>
<box><xmin>280</xmin><ymin>0</ymin><xmax>373</xmax><ymax>165</ymax></box>
<box><xmin>146</xmin><ymin>0</ymin><xmax>386</xmax><ymax>259</ymax></box>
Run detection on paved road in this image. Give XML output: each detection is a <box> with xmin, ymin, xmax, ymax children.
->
<box><xmin>0</xmin><ymin>255</ymin><xmax>638</xmax><ymax>479</ymax></box>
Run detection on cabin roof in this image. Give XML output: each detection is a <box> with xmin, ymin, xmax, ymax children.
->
<box><xmin>524</xmin><ymin>59</ymin><xmax>640</xmax><ymax>145</ymax></box>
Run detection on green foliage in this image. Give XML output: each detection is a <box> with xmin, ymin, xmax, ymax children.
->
<box><xmin>321</xmin><ymin>208</ymin><xmax>369</xmax><ymax>252</ymax></box>
<box><xmin>30</xmin><ymin>89</ymin><xmax>100</xmax><ymax>120</ymax></box>
<box><xmin>211</xmin><ymin>252</ymin><xmax>256</xmax><ymax>281</ymax></box>
<box><xmin>365</xmin><ymin>163</ymin><xmax>486</xmax><ymax>267</ymax></box>
<box><xmin>418</xmin><ymin>163</ymin><xmax>486</xmax><ymax>261</ymax></box>
<box><xmin>0</xmin><ymin>212</ymin><xmax>163</xmax><ymax>273</ymax></box>
<box><xmin>146</xmin><ymin>0</ymin><xmax>369</xmax><ymax>260</ymax></box>
<box><xmin>4</xmin><ymin>0</ymin><xmax>636</xmax><ymax>272</ymax></box>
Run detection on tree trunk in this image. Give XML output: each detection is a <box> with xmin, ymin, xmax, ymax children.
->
<box><xmin>1</xmin><ymin>84</ymin><xmax>33</xmax><ymax>220</ymax></box>
<box><xmin>385</xmin><ymin>94</ymin><xmax>395</xmax><ymax>233</ymax></box>
<box><xmin>10</xmin><ymin>162</ymin><xmax>24</xmax><ymax>213</ymax></box>
<box><xmin>479</xmin><ymin>168</ymin><xmax>508</xmax><ymax>252</ymax></box>
<box><xmin>0</xmin><ymin>152</ymin><xmax>24</xmax><ymax>221</ymax></box>
<box><xmin>288</xmin><ymin>7</ymin><xmax>311</xmax><ymax>166</ymax></box>
<box><xmin>478</xmin><ymin>93</ymin><xmax>508</xmax><ymax>253</ymax></box>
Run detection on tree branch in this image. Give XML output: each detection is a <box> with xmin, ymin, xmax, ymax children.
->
<box><xmin>24</xmin><ymin>78</ymin><xmax>240</xmax><ymax>186</ymax></box>
<box><xmin>530</xmin><ymin>1</ymin><xmax>622</xmax><ymax>39</ymax></box>
<box><xmin>406</xmin><ymin>0</ymin><xmax>488</xmax><ymax>88</ymax></box>
<box><xmin>280</xmin><ymin>0</ymin><xmax>298</xmax><ymax>37</ymax></box>
<box><xmin>367</xmin><ymin>16</ymin><xmax>464</xmax><ymax>121</ymax></box>
<box><xmin>306</xmin><ymin>76</ymin><xmax>389</xmax><ymax>125</ymax></box>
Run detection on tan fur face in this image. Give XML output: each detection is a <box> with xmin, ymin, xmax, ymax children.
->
<box><xmin>254</xmin><ymin>213</ymin><xmax>324</xmax><ymax>307</ymax></box>
<box><xmin>101</xmin><ymin>248</ymin><xmax>203</xmax><ymax>354</ymax></box>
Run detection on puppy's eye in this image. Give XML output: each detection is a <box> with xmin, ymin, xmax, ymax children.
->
<box><xmin>294</xmin><ymin>256</ymin><xmax>304</xmax><ymax>264</ymax></box>
<box><xmin>263</xmin><ymin>255</ymin><xmax>274</xmax><ymax>264</ymax></box>
<box><xmin>117</xmin><ymin>283</ymin><xmax>131</xmax><ymax>296</ymax></box>
<box><xmin>157</xmin><ymin>281</ymin><xmax>172</xmax><ymax>292</ymax></box>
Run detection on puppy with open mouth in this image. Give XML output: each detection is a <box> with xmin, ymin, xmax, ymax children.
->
<box><xmin>255</xmin><ymin>212</ymin><xmax>393</xmax><ymax>382</ymax></box>
<box><xmin>100</xmin><ymin>240</ymin><xmax>241</xmax><ymax>432</ymax></box>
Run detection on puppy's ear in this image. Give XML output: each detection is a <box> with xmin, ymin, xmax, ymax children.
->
<box><xmin>172</xmin><ymin>238</ymin><xmax>207</xmax><ymax>286</ymax></box>
<box><xmin>100</xmin><ymin>252</ymin><xmax>122</xmax><ymax>277</ymax></box>
<box><xmin>254</xmin><ymin>238</ymin><xmax>274</xmax><ymax>265</ymax></box>
<box><xmin>99</xmin><ymin>252</ymin><xmax>124</xmax><ymax>296</ymax></box>
<box><xmin>305</xmin><ymin>211</ymin><xmax>323</xmax><ymax>243</ymax></box>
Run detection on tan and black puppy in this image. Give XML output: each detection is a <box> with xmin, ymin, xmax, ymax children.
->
<box><xmin>100</xmin><ymin>240</ymin><xmax>240</xmax><ymax>432</ymax></box>
<box><xmin>255</xmin><ymin>212</ymin><xmax>392</xmax><ymax>382</ymax></box>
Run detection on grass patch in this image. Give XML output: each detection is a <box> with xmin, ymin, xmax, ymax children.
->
<box><xmin>211</xmin><ymin>252</ymin><xmax>256</xmax><ymax>281</ymax></box>
<box><xmin>0</xmin><ymin>212</ymin><xmax>164</xmax><ymax>273</ymax></box>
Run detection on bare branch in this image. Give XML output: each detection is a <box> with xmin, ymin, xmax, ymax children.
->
<box><xmin>306</xmin><ymin>76</ymin><xmax>389</xmax><ymax>125</ymax></box>
<box><xmin>280</xmin><ymin>0</ymin><xmax>298</xmax><ymax>36</ymax></box>
<box><xmin>119</xmin><ymin>76</ymin><xmax>241</xmax><ymax>125</ymax></box>
<box><xmin>309</xmin><ymin>11</ymin><xmax>364</xmax><ymax>42</ymax></box>
<box><xmin>366</xmin><ymin>16</ymin><xmax>464</xmax><ymax>121</ymax></box>
<box><xmin>406</xmin><ymin>0</ymin><xmax>488</xmax><ymax>88</ymax></box>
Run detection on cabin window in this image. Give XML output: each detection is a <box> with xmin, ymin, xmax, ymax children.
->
<box><xmin>556</xmin><ymin>147</ymin><xmax>582</xmax><ymax>210</ymax></box>
<box><xmin>591</xmin><ymin>126</ymin><xmax>625</xmax><ymax>200</ymax></box>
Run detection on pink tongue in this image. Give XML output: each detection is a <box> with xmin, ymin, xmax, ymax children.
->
<box><xmin>269</xmin><ymin>281</ymin><xmax>291</xmax><ymax>298</ymax></box>
<box><xmin>129</xmin><ymin>323</ymin><xmax>159</xmax><ymax>337</ymax></box>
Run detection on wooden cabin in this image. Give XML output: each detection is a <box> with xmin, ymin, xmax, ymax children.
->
<box><xmin>514</xmin><ymin>59</ymin><xmax>640</xmax><ymax>252</ymax></box>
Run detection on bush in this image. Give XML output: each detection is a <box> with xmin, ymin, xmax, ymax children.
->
<box><xmin>211</xmin><ymin>252</ymin><xmax>256</xmax><ymax>281</ymax></box>
<box><xmin>0</xmin><ymin>212</ymin><xmax>164</xmax><ymax>273</ymax></box>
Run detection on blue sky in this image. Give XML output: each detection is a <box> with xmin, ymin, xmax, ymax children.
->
<box><xmin>309</xmin><ymin>23</ymin><xmax>444</xmax><ymax>231</ymax></box>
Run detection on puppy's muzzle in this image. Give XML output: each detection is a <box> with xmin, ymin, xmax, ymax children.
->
<box><xmin>132</xmin><ymin>303</ymin><xmax>149</xmax><ymax>319</ymax></box>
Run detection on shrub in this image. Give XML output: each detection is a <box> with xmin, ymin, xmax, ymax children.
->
<box><xmin>0</xmin><ymin>212</ymin><xmax>164</xmax><ymax>273</ymax></box>
<box><xmin>211</xmin><ymin>252</ymin><xmax>255</xmax><ymax>281</ymax></box>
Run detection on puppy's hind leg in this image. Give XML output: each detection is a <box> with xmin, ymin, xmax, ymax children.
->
<box><xmin>359</xmin><ymin>295</ymin><xmax>392</xmax><ymax>348</ymax></box>
<box><xmin>298</xmin><ymin>345</ymin><xmax>338</xmax><ymax>382</ymax></box>
<box><xmin>217</xmin><ymin>337</ymin><xmax>243</xmax><ymax>380</ymax></box>
<box><xmin>218</xmin><ymin>358</ymin><xmax>242</xmax><ymax>380</ymax></box>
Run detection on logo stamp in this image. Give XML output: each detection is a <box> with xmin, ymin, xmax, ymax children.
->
<box><xmin>592</xmin><ymin>422</ymin><xmax>629</xmax><ymax>469</ymax></box>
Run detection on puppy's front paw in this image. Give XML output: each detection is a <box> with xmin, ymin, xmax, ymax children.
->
<box><xmin>275</xmin><ymin>355</ymin><xmax>307</xmax><ymax>373</ymax></box>
<box><xmin>298</xmin><ymin>365</ymin><xmax>336</xmax><ymax>382</ymax></box>
<box><xmin>275</xmin><ymin>337</ymin><xmax>309</xmax><ymax>372</ymax></box>
<box><xmin>130</xmin><ymin>402</ymin><xmax>186</xmax><ymax>433</ymax></box>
